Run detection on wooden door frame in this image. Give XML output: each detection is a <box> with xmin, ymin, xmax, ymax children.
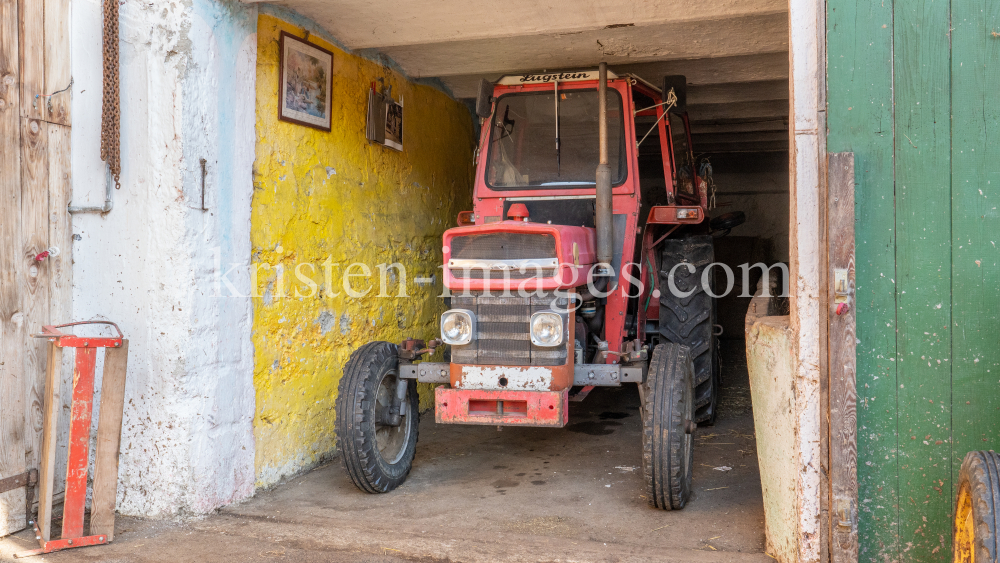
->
<box><xmin>789</xmin><ymin>0</ymin><xmax>859</xmax><ymax>561</ymax></box>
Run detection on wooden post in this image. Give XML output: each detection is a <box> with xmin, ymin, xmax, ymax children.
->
<box><xmin>21</xmin><ymin>114</ymin><xmax>50</xmax><ymax>489</ymax></box>
<box><xmin>90</xmin><ymin>341</ymin><xmax>129</xmax><ymax>540</ymax></box>
<box><xmin>35</xmin><ymin>342</ymin><xmax>60</xmax><ymax>542</ymax></box>
<box><xmin>827</xmin><ymin>152</ymin><xmax>857</xmax><ymax>562</ymax></box>
<box><xmin>43</xmin><ymin>0</ymin><xmax>71</xmax><ymax>125</ymax></box>
<box><xmin>0</xmin><ymin>0</ymin><xmax>26</xmax><ymax>538</ymax></box>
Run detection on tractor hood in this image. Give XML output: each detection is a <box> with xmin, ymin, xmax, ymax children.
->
<box><xmin>442</xmin><ymin>221</ymin><xmax>595</xmax><ymax>292</ymax></box>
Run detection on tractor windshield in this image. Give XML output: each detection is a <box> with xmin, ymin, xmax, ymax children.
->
<box><xmin>485</xmin><ymin>88</ymin><xmax>627</xmax><ymax>190</ymax></box>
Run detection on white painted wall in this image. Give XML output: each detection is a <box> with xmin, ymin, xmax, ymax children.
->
<box><xmin>70</xmin><ymin>0</ymin><xmax>257</xmax><ymax>517</ymax></box>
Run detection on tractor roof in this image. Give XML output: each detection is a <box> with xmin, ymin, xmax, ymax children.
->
<box><xmin>494</xmin><ymin>70</ymin><xmax>661</xmax><ymax>94</ymax></box>
<box><xmin>496</xmin><ymin>69</ymin><xmax>620</xmax><ymax>86</ymax></box>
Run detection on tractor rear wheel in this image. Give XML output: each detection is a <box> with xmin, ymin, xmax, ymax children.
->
<box><xmin>642</xmin><ymin>343</ymin><xmax>695</xmax><ymax>510</ymax></box>
<box><xmin>336</xmin><ymin>341</ymin><xmax>419</xmax><ymax>493</ymax></box>
<box><xmin>954</xmin><ymin>450</ymin><xmax>1000</xmax><ymax>563</ymax></box>
<box><xmin>658</xmin><ymin>235</ymin><xmax>719</xmax><ymax>424</ymax></box>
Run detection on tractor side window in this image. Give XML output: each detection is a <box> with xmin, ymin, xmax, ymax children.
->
<box><xmin>633</xmin><ymin>90</ymin><xmax>671</xmax><ymax>209</ymax></box>
<box><xmin>669</xmin><ymin>113</ymin><xmax>695</xmax><ymax>197</ymax></box>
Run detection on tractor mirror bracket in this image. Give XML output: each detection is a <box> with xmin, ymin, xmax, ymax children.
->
<box><xmin>475</xmin><ymin>79</ymin><xmax>494</xmax><ymax>118</ymax></box>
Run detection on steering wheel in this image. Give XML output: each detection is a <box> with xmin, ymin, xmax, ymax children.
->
<box><xmin>710</xmin><ymin>211</ymin><xmax>746</xmax><ymax>236</ymax></box>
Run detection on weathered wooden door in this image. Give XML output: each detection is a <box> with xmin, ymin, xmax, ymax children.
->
<box><xmin>0</xmin><ymin>0</ymin><xmax>72</xmax><ymax>537</ymax></box>
<box><xmin>829</xmin><ymin>0</ymin><xmax>1000</xmax><ymax>559</ymax></box>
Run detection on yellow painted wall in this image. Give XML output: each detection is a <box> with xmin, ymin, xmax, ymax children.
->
<box><xmin>252</xmin><ymin>13</ymin><xmax>475</xmax><ymax>486</ymax></box>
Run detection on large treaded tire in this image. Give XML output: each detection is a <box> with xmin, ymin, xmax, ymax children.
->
<box><xmin>954</xmin><ymin>450</ymin><xmax>1000</xmax><ymax>563</ymax></box>
<box><xmin>335</xmin><ymin>341</ymin><xmax>418</xmax><ymax>493</ymax></box>
<box><xmin>642</xmin><ymin>343</ymin><xmax>694</xmax><ymax>510</ymax></box>
<box><xmin>658</xmin><ymin>235</ymin><xmax>719</xmax><ymax>424</ymax></box>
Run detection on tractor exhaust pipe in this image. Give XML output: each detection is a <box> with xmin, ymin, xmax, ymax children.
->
<box><xmin>595</xmin><ymin>62</ymin><xmax>613</xmax><ymax>269</ymax></box>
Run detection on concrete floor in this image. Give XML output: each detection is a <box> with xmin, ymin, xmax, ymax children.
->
<box><xmin>1</xmin><ymin>341</ymin><xmax>766</xmax><ymax>563</ymax></box>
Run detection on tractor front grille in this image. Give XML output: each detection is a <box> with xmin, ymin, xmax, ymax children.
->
<box><xmin>449</xmin><ymin>233</ymin><xmax>557</xmax><ymax>261</ymax></box>
<box><xmin>450</xmin><ymin>293</ymin><xmax>569</xmax><ymax>366</ymax></box>
<box><xmin>450</xmin><ymin>268</ymin><xmax>558</xmax><ymax>280</ymax></box>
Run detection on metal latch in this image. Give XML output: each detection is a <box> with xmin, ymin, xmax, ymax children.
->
<box><xmin>835</xmin><ymin>497</ymin><xmax>855</xmax><ymax>529</ymax></box>
<box><xmin>834</xmin><ymin>268</ymin><xmax>851</xmax><ymax>315</ymax></box>
<box><xmin>834</xmin><ymin>269</ymin><xmax>850</xmax><ymax>303</ymax></box>
<box><xmin>0</xmin><ymin>468</ymin><xmax>38</xmax><ymax>526</ymax></box>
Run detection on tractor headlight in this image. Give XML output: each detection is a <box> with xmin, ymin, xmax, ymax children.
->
<box><xmin>440</xmin><ymin>309</ymin><xmax>476</xmax><ymax>345</ymax></box>
<box><xmin>530</xmin><ymin>311</ymin><xmax>564</xmax><ymax>347</ymax></box>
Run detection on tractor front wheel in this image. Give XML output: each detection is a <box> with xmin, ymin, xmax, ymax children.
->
<box><xmin>642</xmin><ymin>342</ymin><xmax>695</xmax><ymax>510</ymax></box>
<box><xmin>335</xmin><ymin>341</ymin><xmax>419</xmax><ymax>493</ymax></box>
<box><xmin>954</xmin><ymin>450</ymin><xmax>1000</xmax><ymax>562</ymax></box>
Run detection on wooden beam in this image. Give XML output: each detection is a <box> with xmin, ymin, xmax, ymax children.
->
<box><xmin>0</xmin><ymin>0</ymin><xmax>26</xmax><ymax>538</ymax></box>
<box><xmin>90</xmin><ymin>341</ymin><xmax>129</xmax><ymax>540</ymax></box>
<box><xmin>46</xmin><ymin>125</ymin><xmax>71</xmax><ymax>503</ymax></box>
<box><xmin>689</xmin><ymin>120</ymin><xmax>788</xmax><ymax>135</ymax></box>
<box><xmin>687</xmin><ymin>80</ymin><xmax>788</xmax><ymax>105</ymax></box>
<box><xmin>17</xmin><ymin>0</ymin><xmax>43</xmax><ymax>121</ymax></box>
<box><xmin>826</xmin><ymin>0</ymin><xmax>896</xmax><ymax>556</ymax></box>
<box><xmin>827</xmin><ymin>152</ymin><xmax>858</xmax><ymax>562</ymax></box>
<box><xmin>35</xmin><ymin>343</ymin><xmax>60</xmax><ymax>542</ymax></box>
<box><xmin>610</xmin><ymin>51</ymin><xmax>791</xmax><ymax>86</ymax></box>
<box><xmin>892</xmin><ymin>0</ymin><xmax>954</xmax><ymax>556</ymax></box>
<box><xmin>47</xmin><ymin>123</ymin><xmax>71</xmax><ymax>335</ymax></box>
<box><xmin>692</xmin><ymin>140</ymin><xmax>789</xmax><ymax>154</ymax></box>
<box><xmin>20</xmin><ymin>115</ymin><xmax>49</xmax><ymax>501</ymax></box>
<box><xmin>691</xmin><ymin>130</ymin><xmax>789</xmax><ymax>145</ymax></box>
<box><xmin>686</xmin><ymin>100</ymin><xmax>789</xmax><ymax>123</ymax></box>
<box><xmin>43</xmin><ymin>0</ymin><xmax>70</xmax><ymax>125</ymax></box>
<box><xmin>950</xmin><ymin>5</ymin><xmax>1000</xmax><ymax>560</ymax></box>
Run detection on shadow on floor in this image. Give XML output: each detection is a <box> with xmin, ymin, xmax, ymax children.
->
<box><xmin>0</xmin><ymin>341</ymin><xmax>766</xmax><ymax>563</ymax></box>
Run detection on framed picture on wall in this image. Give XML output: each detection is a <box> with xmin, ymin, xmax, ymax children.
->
<box><xmin>383</xmin><ymin>99</ymin><xmax>403</xmax><ymax>151</ymax></box>
<box><xmin>278</xmin><ymin>32</ymin><xmax>334</xmax><ymax>132</ymax></box>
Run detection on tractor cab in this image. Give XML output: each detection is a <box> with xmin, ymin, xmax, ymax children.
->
<box><xmin>336</xmin><ymin>65</ymin><xmax>743</xmax><ymax>511</ymax></box>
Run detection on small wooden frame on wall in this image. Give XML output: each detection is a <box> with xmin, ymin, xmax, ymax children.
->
<box><xmin>278</xmin><ymin>32</ymin><xmax>334</xmax><ymax>132</ymax></box>
<box><xmin>366</xmin><ymin>86</ymin><xmax>404</xmax><ymax>151</ymax></box>
<box><xmin>383</xmin><ymin>99</ymin><xmax>403</xmax><ymax>151</ymax></box>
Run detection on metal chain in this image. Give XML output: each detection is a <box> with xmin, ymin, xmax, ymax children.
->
<box><xmin>100</xmin><ymin>0</ymin><xmax>121</xmax><ymax>189</ymax></box>
<box><xmin>708</xmin><ymin>172</ymin><xmax>717</xmax><ymax>210</ymax></box>
<box><xmin>699</xmin><ymin>157</ymin><xmax>717</xmax><ymax>210</ymax></box>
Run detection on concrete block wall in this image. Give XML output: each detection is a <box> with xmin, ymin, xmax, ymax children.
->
<box><xmin>250</xmin><ymin>11</ymin><xmax>476</xmax><ymax>487</ymax></box>
<box><xmin>70</xmin><ymin>0</ymin><xmax>258</xmax><ymax>516</ymax></box>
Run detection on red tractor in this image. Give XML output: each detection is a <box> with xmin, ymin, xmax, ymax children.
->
<box><xmin>336</xmin><ymin>65</ymin><xmax>742</xmax><ymax>509</ymax></box>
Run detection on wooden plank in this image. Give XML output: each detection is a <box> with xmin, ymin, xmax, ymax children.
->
<box><xmin>950</xmin><ymin>0</ymin><xmax>1000</xmax><ymax>510</ymax></box>
<box><xmin>688</xmin><ymin>120</ymin><xmax>788</xmax><ymax>135</ymax></box>
<box><xmin>46</xmin><ymin>123</ymin><xmax>71</xmax><ymax>503</ymax></box>
<box><xmin>0</xmin><ymin>0</ymin><xmax>26</xmax><ymax>538</ymax></box>
<box><xmin>893</xmin><ymin>0</ymin><xmax>953</xmax><ymax>558</ymax></box>
<box><xmin>684</xmin><ymin>100</ymin><xmax>789</xmax><ymax>123</ymax></box>
<box><xmin>690</xmin><ymin>140</ymin><xmax>789</xmax><ymax>154</ymax></box>
<box><xmin>827</xmin><ymin>153</ymin><xmax>858</xmax><ymax>562</ymax></box>
<box><xmin>685</xmin><ymin>80</ymin><xmax>789</xmax><ymax>105</ymax></box>
<box><xmin>826</xmin><ymin>0</ymin><xmax>897</xmax><ymax>559</ymax></box>
<box><xmin>90</xmin><ymin>341</ymin><xmax>129</xmax><ymax>540</ymax></box>
<box><xmin>690</xmin><ymin>130</ymin><xmax>789</xmax><ymax>145</ymax></box>
<box><xmin>46</xmin><ymin>124</ymin><xmax>70</xmax><ymax>321</ymax></box>
<box><xmin>35</xmin><ymin>343</ymin><xmax>59</xmax><ymax>542</ymax></box>
<box><xmin>42</xmin><ymin>0</ymin><xmax>70</xmax><ymax>125</ymax></box>
<box><xmin>17</xmin><ymin>0</ymin><xmax>43</xmax><ymax>121</ymax></box>
<box><xmin>20</xmin><ymin>116</ymin><xmax>49</xmax><ymax>501</ymax></box>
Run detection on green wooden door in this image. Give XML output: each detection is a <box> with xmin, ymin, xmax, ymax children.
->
<box><xmin>828</xmin><ymin>0</ymin><xmax>1000</xmax><ymax>560</ymax></box>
